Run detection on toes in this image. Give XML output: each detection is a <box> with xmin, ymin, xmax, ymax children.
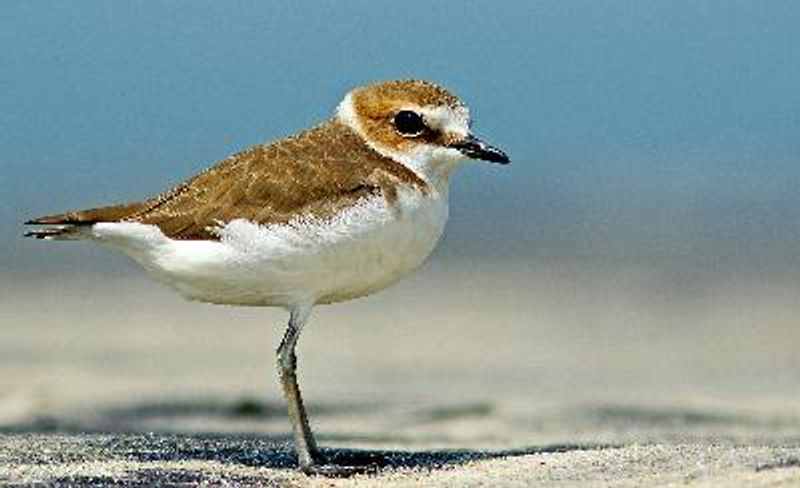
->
<box><xmin>300</xmin><ymin>463</ymin><xmax>380</xmax><ymax>477</ymax></box>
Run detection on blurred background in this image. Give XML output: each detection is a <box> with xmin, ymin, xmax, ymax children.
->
<box><xmin>1</xmin><ymin>1</ymin><xmax>799</xmax><ymax>448</ymax></box>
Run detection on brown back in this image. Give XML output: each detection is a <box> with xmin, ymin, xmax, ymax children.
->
<box><xmin>31</xmin><ymin>120</ymin><xmax>428</xmax><ymax>240</ymax></box>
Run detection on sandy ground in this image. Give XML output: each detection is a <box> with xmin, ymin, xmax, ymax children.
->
<box><xmin>1</xmin><ymin>258</ymin><xmax>799</xmax><ymax>485</ymax></box>
<box><xmin>2</xmin><ymin>434</ymin><xmax>800</xmax><ymax>486</ymax></box>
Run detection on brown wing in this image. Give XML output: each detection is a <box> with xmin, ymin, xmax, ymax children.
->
<box><xmin>26</xmin><ymin>120</ymin><xmax>428</xmax><ymax>240</ymax></box>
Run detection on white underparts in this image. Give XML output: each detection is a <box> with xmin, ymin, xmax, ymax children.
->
<box><xmin>89</xmin><ymin>185</ymin><xmax>449</xmax><ymax>308</ymax></box>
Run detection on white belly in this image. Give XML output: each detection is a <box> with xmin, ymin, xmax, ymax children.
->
<box><xmin>90</xmin><ymin>187</ymin><xmax>449</xmax><ymax>307</ymax></box>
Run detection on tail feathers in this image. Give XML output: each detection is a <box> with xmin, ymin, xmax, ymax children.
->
<box><xmin>25</xmin><ymin>212</ymin><xmax>98</xmax><ymax>240</ymax></box>
<box><xmin>24</xmin><ymin>215</ymin><xmax>81</xmax><ymax>226</ymax></box>
<box><xmin>25</xmin><ymin>201</ymin><xmax>151</xmax><ymax>240</ymax></box>
<box><xmin>24</xmin><ymin>224</ymin><xmax>91</xmax><ymax>240</ymax></box>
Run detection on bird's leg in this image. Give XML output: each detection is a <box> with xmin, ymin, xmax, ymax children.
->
<box><xmin>275</xmin><ymin>305</ymin><xmax>378</xmax><ymax>477</ymax></box>
<box><xmin>276</xmin><ymin>304</ymin><xmax>320</xmax><ymax>471</ymax></box>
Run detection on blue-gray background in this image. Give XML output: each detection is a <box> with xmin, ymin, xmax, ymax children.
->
<box><xmin>2</xmin><ymin>1</ymin><xmax>799</xmax><ymax>280</ymax></box>
<box><xmin>3</xmin><ymin>3</ymin><xmax>800</xmax><ymax>459</ymax></box>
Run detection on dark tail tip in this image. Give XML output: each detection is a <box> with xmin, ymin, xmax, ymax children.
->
<box><xmin>24</xmin><ymin>229</ymin><xmax>56</xmax><ymax>239</ymax></box>
<box><xmin>25</xmin><ymin>216</ymin><xmax>69</xmax><ymax>225</ymax></box>
<box><xmin>24</xmin><ymin>225</ymin><xmax>78</xmax><ymax>239</ymax></box>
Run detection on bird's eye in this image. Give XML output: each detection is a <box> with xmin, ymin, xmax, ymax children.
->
<box><xmin>393</xmin><ymin>110</ymin><xmax>426</xmax><ymax>136</ymax></box>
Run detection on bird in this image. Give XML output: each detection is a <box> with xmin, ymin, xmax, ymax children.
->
<box><xmin>25</xmin><ymin>79</ymin><xmax>509</xmax><ymax>475</ymax></box>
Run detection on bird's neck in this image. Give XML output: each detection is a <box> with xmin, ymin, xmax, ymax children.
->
<box><xmin>398</xmin><ymin>151</ymin><xmax>461</xmax><ymax>196</ymax></box>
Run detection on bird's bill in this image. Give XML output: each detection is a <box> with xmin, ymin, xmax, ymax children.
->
<box><xmin>450</xmin><ymin>135</ymin><xmax>510</xmax><ymax>164</ymax></box>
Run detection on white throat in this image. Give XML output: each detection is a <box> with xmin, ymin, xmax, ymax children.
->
<box><xmin>336</xmin><ymin>93</ymin><xmax>468</xmax><ymax>192</ymax></box>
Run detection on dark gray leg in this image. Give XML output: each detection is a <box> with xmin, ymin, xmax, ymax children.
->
<box><xmin>276</xmin><ymin>305</ymin><xmax>378</xmax><ymax>477</ymax></box>
<box><xmin>276</xmin><ymin>304</ymin><xmax>320</xmax><ymax>472</ymax></box>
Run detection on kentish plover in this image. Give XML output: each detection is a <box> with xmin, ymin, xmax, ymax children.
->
<box><xmin>25</xmin><ymin>79</ymin><xmax>509</xmax><ymax>475</ymax></box>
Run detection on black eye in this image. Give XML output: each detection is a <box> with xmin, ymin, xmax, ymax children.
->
<box><xmin>393</xmin><ymin>110</ymin><xmax>426</xmax><ymax>136</ymax></box>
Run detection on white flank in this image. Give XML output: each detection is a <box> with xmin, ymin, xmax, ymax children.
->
<box><xmin>89</xmin><ymin>184</ymin><xmax>448</xmax><ymax>308</ymax></box>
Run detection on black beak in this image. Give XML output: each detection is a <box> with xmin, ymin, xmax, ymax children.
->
<box><xmin>450</xmin><ymin>134</ymin><xmax>510</xmax><ymax>164</ymax></box>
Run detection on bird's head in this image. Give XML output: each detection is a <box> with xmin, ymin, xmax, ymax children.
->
<box><xmin>337</xmin><ymin>80</ymin><xmax>509</xmax><ymax>182</ymax></box>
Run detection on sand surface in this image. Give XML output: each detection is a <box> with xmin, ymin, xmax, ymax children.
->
<box><xmin>1</xmin><ymin>260</ymin><xmax>799</xmax><ymax>485</ymax></box>
<box><xmin>2</xmin><ymin>434</ymin><xmax>800</xmax><ymax>486</ymax></box>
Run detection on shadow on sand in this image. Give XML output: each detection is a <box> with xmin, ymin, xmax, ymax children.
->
<box><xmin>0</xmin><ymin>397</ymin><xmax>612</xmax><ymax>484</ymax></box>
<box><xmin>124</xmin><ymin>434</ymin><xmax>599</xmax><ymax>471</ymax></box>
<box><xmin>51</xmin><ymin>435</ymin><xmax>604</xmax><ymax>485</ymax></box>
<box><xmin>2</xmin><ymin>430</ymin><xmax>605</xmax><ymax>485</ymax></box>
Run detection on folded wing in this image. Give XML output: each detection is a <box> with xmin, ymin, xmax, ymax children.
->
<box><xmin>26</xmin><ymin>120</ymin><xmax>427</xmax><ymax>241</ymax></box>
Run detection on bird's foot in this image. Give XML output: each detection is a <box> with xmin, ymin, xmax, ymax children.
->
<box><xmin>300</xmin><ymin>461</ymin><xmax>380</xmax><ymax>478</ymax></box>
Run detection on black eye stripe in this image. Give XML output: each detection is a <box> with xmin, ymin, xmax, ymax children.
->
<box><xmin>393</xmin><ymin>110</ymin><xmax>426</xmax><ymax>136</ymax></box>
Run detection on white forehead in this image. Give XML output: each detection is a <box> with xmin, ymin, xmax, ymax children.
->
<box><xmin>417</xmin><ymin>104</ymin><xmax>471</xmax><ymax>138</ymax></box>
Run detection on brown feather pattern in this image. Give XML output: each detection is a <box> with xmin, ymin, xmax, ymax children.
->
<box><xmin>28</xmin><ymin>120</ymin><xmax>429</xmax><ymax>240</ymax></box>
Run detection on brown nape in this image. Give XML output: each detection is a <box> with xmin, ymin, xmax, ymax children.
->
<box><xmin>351</xmin><ymin>80</ymin><xmax>466</xmax><ymax>153</ymax></box>
<box><xmin>25</xmin><ymin>120</ymin><xmax>429</xmax><ymax>240</ymax></box>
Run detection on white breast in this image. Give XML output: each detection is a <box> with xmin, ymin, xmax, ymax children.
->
<box><xmin>90</xmin><ymin>185</ymin><xmax>449</xmax><ymax>308</ymax></box>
